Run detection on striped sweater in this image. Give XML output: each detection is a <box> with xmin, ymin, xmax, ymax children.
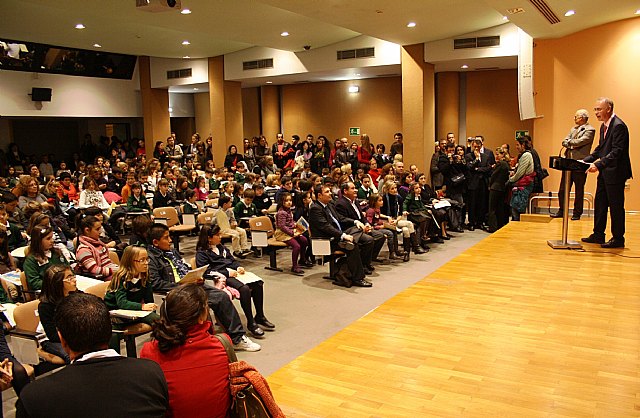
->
<box><xmin>76</xmin><ymin>235</ymin><xmax>118</xmax><ymax>280</ymax></box>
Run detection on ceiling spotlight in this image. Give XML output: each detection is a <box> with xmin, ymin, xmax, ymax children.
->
<box><xmin>280</xmin><ymin>31</ymin><xmax>289</xmax><ymax>37</ymax></box>
<box><xmin>461</xmin><ymin>64</ymin><xmax>469</xmax><ymax>69</ymax></box>
<box><xmin>635</xmin><ymin>9</ymin><xmax>640</xmax><ymax>15</ymax></box>
<box><xmin>355</xmin><ymin>73</ymin><xmax>361</xmax><ymax>76</ymax></box>
<box><xmin>182</xmin><ymin>40</ymin><xmax>190</xmax><ymax>45</ymax></box>
<box><xmin>502</xmin><ymin>16</ymin><xmax>509</xmax><ymax>21</ymax></box>
<box><xmin>168</xmin><ymin>107</ymin><xmax>173</xmax><ymax>113</ymax></box>
<box><xmin>181</xmin><ymin>8</ymin><xmax>192</xmax><ymax>14</ymax></box>
<box><xmin>348</xmin><ymin>85</ymin><xmax>360</xmax><ymax>93</ymax></box>
<box><xmin>182</xmin><ymin>55</ymin><xmax>190</xmax><ymax>59</ymax></box>
<box><xmin>407</xmin><ymin>22</ymin><xmax>416</xmax><ymax>28</ymax></box>
<box><xmin>266</xmin><ymin>81</ymin><xmax>273</xmax><ymax>84</ymax></box>
<box><xmin>75</xmin><ymin>23</ymin><xmax>85</xmax><ymax>29</ymax></box>
<box><xmin>193</xmin><ymin>88</ymin><xmax>199</xmax><ymax>91</ymax></box>
<box><xmin>564</xmin><ymin>10</ymin><xmax>575</xmax><ymax>17</ymax></box>
<box><xmin>93</xmin><ymin>43</ymin><xmax>102</xmax><ymax>48</ymax></box>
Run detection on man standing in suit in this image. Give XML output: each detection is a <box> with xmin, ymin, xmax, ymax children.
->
<box><xmin>581</xmin><ymin>97</ymin><xmax>632</xmax><ymax>248</ymax></box>
<box><xmin>551</xmin><ymin>109</ymin><xmax>595</xmax><ymax>220</ymax></box>
<box><xmin>465</xmin><ymin>138</ymin><xmax>492</xmax><ymax>230</ymax></box>
<box><xmin>309</xmin><ymin>184</ymin><xmax>372</xmax><ymax>287</ymax></box>
<box><xmin>335</xmin><ymin>182</ymin><xmax>385</xmax><ymax>269</ymax></box>
<box><xmin>16</xmin><ymin>293</ymin><xmax>169</xmax><ymax>417</ymax></box>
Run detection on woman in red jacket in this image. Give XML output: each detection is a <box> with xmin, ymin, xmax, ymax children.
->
<box><xmin>357</xmin><ymin>134</ymin><xmax>373</xmax><ymax>170</ymax></box>
<box><xmin>141</xmin><ymin>284</ymin><xmax>231</xmax><ymax>418</ymax></box>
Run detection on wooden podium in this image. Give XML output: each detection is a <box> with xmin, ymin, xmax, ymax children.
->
<box><xmin>547</xmin><ymin>156</ymin><xmax>590</xmax><ymax>250</ymax></box>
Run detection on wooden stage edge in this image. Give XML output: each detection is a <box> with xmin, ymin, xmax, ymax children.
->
<box><xmin>268</xmin><ymin>214</ymin><xmax>640</xmax><ymax>418</ymax></box>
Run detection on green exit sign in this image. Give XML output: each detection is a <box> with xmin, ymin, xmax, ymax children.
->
<box><xmin>515</xmin><ymin>130</ymin><xmax>529</xmax><ymax>140</ymax></box>
<box><xmin>349</xmin><ymin>127</ymin><xmax>360</xmax><ymax>136</ymax></box>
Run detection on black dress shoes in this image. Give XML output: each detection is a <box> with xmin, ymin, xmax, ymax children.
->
<box><xmin>254</xmin><ymin>317</ymin><xmax>276</xmax><ymax>330</ymax></box>
<box><xmin>550</xmin><ymin>212</ymin><xmax>563</xmax><ymax>218</ymax></box>
<box><xmin>363</xmin><ymin>267</ymin><xmax>374</xmax><ymax>275</ymax></box>
<box><xmin>601</xmin><ymin>238</ymin><xmax>625</xmax><ymax>249</ymax></box>
<box><xmin>581</xmin><ymin>234</ymin><xmax>605</xmax><ymax>244</ymax></box>
<box><xmin>571</xmin><ymin>215</ymin><xmax>581</xmax><ymax>221</ymax></box>
<box><xmin>372</xmin><ymin>258</ymin><xmax>390</xmax><ymax>264</ymax></box>
<box><xmin>468</xmin><ymin>225</ymin><xmax>475</xmax><ymax>231</ymax></box>
<box><xmin>248</xmin><ymin>324</ymin><xmax>265</xmax><ymax>338</ymax></box>
<box><xmin>352</xmin><ymin>279</ymin><xmax>373</xmax><ymax>287</ymax></box>
<box><xmin>337</xmin><ymin>240</ymin><xmax>355</xmax><ymax>250</ymax></box>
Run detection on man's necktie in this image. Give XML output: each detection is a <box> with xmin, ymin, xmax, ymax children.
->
<box><xmin>326</xmin><ymin>206</ymin><xmax>342</xmax><ymax>232</ymax></box>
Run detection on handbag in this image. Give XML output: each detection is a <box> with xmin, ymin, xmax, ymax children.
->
<box><xmin>214</xmin><ymin>334</ymin><xmax>284</xmax><ymax>418</ymax></box>
<box><xmin>539</xmin><ymin>168</ymin><xmax>550</xmax><ymax>179</ymax></box>
<box><xmin>451</xmin><ymin>172</ymin><xmax>465</xmax><ymax>185</ymax></box>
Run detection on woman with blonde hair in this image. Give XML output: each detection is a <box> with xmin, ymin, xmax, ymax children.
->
<box><xmin>105</xmin><ymin>245</ymin><xmax>159</xmax><ymax>326</ymax></box>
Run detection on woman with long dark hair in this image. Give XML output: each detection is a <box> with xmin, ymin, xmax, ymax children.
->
<box><xmin>140</xmin><ymin>284</ymin><xmax>231</xmax><ymax>418</ymax></box>
<box><xmin>223</xmin><ymin>145</ymin><xmax>243</xmax><ymax>173</ymax></box>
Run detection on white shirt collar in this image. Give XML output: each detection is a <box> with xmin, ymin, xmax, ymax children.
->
<box><xmin>74</xmin><ymin>348</ymin><xmax>121</xmax><ymax>363</ymax></box>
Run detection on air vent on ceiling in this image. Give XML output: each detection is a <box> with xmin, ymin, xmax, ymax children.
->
<box><xmin>454</xmin><ymin>36</ymin><xmax>500</xmax><ymax>49</ymax></box>
<box><xmin>243</xmin><ymin>58</ymin><xmax>274</xmax><ymax>71</ymax></box>
<box><xmin>136</xmin><ymin>0</ymin><xmax>182</xmax><ymax>13</ymax></box>
<box><xmin>528</xmin><ymin>0</ymin><xmax>561</xmax><ymax>24</ymax></box>
<box><xmin>294</xmin><ymin>80</ymin><xmax>310</xmax><ymax>84</ymax></box>
<box><xmin>167</xmin><ymin>68</ymin><xmax>192</xmax><ymax>79</ymax></box>
<box><xmin>337</xmin><ymin>47</ymin><xmax>375</xmax><ymax>60</ymax></box>
<box><xmin>475</xmin><ymin>67</ymin><xmax>500</xmax><ymax>71</ymax></box>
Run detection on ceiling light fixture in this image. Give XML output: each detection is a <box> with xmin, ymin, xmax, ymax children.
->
<box><xmin>182</xmin><ymin>55</ymin><xmax>190</xmax><ymax>59</ymax></box>
<box><xmin>461</xmin><ymin>64</ymin><xmax>469</xmax><ymax>69</ymax></box>
<box><xmin>75</xmin><ymin>24</ymin><xmax>85</xmax><ymax>29</ymax></box>
<box><xmin>564</xmin><ymin>10</ymin><xmax>575</xmax><ymax>17</ymax></box>
<box><xmin>193</xmin><ymin>88</ymin><xmax>199</xmax><ymax>91</ymax></box>
<box><xmin>280</xmin><ymin>31</ymin><xmax>289</xmax><ymax>37</ymax></box>
<box><xmin>93</xmin><ymin>43</ymin><xmax>102</xmax><ymax>48</ymax></box>
<box><xmin>502</xmin><ymin>16</ymin><xmax>509</xmax><ymax>21</ymax></box>
<box><xmin>182</xmin><ymin>40</ymin><xmax>190</xmax><ymax>45</ymax></box>
<box><xmin>168</xmin><ymin>107</ymin><xmax>173</xmax><ymax>113</ymax></box>
<box><xmin>181</xmin><ymin>8</ymin><xmax>191</xmax><ymax>14</ymax></box>
<box><xmin>266</xmin><ymin>81</ymin><xmax>273</xmax><ymax>84</ymax></box>
<box><xmin>635</xmin><ymin>9</ymin><xmax>640</xmax><ymax>15</ymax></box>
<box><xmin>407</xmin><ymin>22</ymin><xmax>416</xmax><ymax>28</ymax></box>
<box><xmin>348</xmin><ymin>85</ymin><xmax>360</xmax><ymax>93</ymax></box>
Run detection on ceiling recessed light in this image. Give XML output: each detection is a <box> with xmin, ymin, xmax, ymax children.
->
<box><xmin>266</xmin><ymin>81</ymin><xmax>273</xmax><ymax>84</ymax></box>
<box><xmin>635</xmin><ymin>9</ymin><xmax>640</xmax><ymax>15</ymax></box>
<box><xmin>93</xmin><ymin>43</ymin><xmax>102</xmax><ymax>48</ymax></box>
<box><xmin>502</xmin><ymin>16</ymin><xmax>509</xmax><ymax>21</ymax></box>
<box><xmin>193</xmin><ymin>88</ymin><xmax>199</xmax><ymax>91</ymax></box>
<box><xmin>564</xmin><ymin>10</ymin><xmax>575</xmax><ymax>17</ymax></box>
<box><xmin>182</xmin><ymin>55</ymin><xmax>190</xmax><ymax>59</ymax></box>
<box><xmin>461</xmin><ymin>64</ymin><xmax>469</xmax><ymax>69</ymax></box>
<box><xmin>182</xmin><ymin>40</ymin><xmax>190</xmax><ymax>45</ymax></box>
<box><xmin>348</xmin><ymin>85</ymin><xmax>360</xmax><ymax>93</ymax></box>
<box><xmin>407</xmin><ymin>22</ymin><xmax>416</xmax><ymax>28</ymax></box>
<box><xmin>355</xmin><ymin>73</ymin><xmax>361</xmax><ymax>76</ymax></box>
<box><xmin>181</xmin><ymin>8</ymin><xmax>191</xmax><ymax>14</ymax></box>
<box><xmin>280</xmin><ymin>31</ymin><xmax>289</xmax><ymax>37</ymax></box>
<box><xmin>168</xmin><ymin>107</ymin><xmax>173</xmax><ymax>113</ymax></box>
<box><xmin>75</xmin><ymin>23</ymin><xmax>85</xmax><ymax>29</ymax></box>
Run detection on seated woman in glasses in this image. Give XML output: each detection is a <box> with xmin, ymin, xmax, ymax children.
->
<box><xmin>38</xmin><ymin>264</ymin><xmax>78</xmax><ymax>363</ymax></box>
<box><xmin>105</xmin><ymin>245</ymin><xmax>159</xmax><ymax>326</ymax></box>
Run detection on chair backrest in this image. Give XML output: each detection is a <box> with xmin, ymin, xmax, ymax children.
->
<box><xmin>153</xmin><ymin>207</ymin><xmax>180</xmax><ymax>227</ymax></box>
<box><xmin>85</xmin><ymin>281</ymin><xmax>109</xmax><ymax>299</ymax></box>
<box><xmin>196</xmin><ymin>200</ymin><xmax>205</xmax><ymax>211</ymax></box>
<box><xmin>249</xmin><ymin>216</ymin><xmax>274</xmax><ymax>234</ymax></box>
<box><xmin>205</xmin><ymin>198</ymin><xmax>218</xmax><ymax>208</ymax></box>
<box><xmin>197</xmin><ymin>212</ymin><xmax>215</xmax><ymax>226</ymax></box>
<box><xmin>13</xmin><ymin>300</ymin><xmax>41</xmax><ymax>332</ymax></box>
<box><xmin>182</xmin><ymin>213</ymin><xmax>196</xmax><ymax>226</ymax></box>
<box><xmin>108</xmin><ymin>251</ymin><xmax>120</xmax><ymax>266</ymax></box>
<box><xmin>311</xmin><ymin>238</ymin><xmax>332</xmax><ymax>256</ymax></box>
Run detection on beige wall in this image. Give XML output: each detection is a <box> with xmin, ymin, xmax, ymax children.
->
<box><xmin>194</xmin><ymin>92</ymin><xmax>211</xmax><ymax>143</ymax></box>
<box><xmin>139</xmin><ymin>56</ymin><xmax>171</xmax><ymax>158</ymax></box>
<box><xmin>280</xmin><ymin>77</ymin><xmax>402</xmax><ymax>148</ymax></box>
<box><xmin>436</xmin><ymin>72</ymin><xmax>460</xmax><ymax>141</ymax></box>
<box><xmin>534</xmin><ymin>18</ymin><xmax>639</xmax><ymax>211</ymax></box>
<box><xmin>466</xmin><ymin>69</ymin><xmax>534</xmax><ymax>154</ymax></box>
<box><xmin>242</xmin><ymin>87</ymin><xmax>260</xmax><ymax>139</ymax></box>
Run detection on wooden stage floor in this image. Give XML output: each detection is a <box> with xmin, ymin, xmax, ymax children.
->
<box><xmin>268</xmin><ymin>214</ymin><xmax>640</xmax><ymax>417</ymax></box>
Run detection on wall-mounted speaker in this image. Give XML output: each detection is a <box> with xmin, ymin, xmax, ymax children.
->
<box><xmin>31</xmin><ymin>87</ymin><xmax>52</xmax><ymax>102</ymax></box>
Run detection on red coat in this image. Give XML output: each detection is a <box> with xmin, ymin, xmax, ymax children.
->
<box><xmin>141</xmin><ymin>322</ymin><xmax>231</xmax><ymax>418</ymax></box>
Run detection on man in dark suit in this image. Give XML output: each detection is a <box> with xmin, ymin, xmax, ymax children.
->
<box><xmin>16</xmin><ymin>293</ymin><xmax>169</xmax><ymax>418</ymax></box>
<box><xmin>551</xmin><ymin>109</ymin><xmax>595</xmax><ymax>220</ymax></box>
<box><xmin>309</xmin><ymin>184</ymin><xmax>372</xmax><ymax>287</ymax></box>
<box><xmin>465</xmin><ymin>138</ymin><xmax>492</xmax><ymax>230</ymax></box>
<box><xmin>334</xmin><ymin>182</ymin><xmax>385</xmax><ymax>269</ymax></box>
<box><xmin>581</xmin><ymin>97</ymin><xmax>632</xmax><ymax>248</ymax></box>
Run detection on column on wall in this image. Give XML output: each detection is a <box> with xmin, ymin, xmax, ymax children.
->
<box><xmin>436</xmin><ymin>72</ymin><xmax>460</xmax><ymax>141</ymax></box>
<box><xmin>139</xmin><ymin>56</ymin><xmax>171</xmax><ymax>159</ymax></box>
<box><xmin>260</xmin><ymin>85</ymin><xmax>281</xmax><ymax>139</ymax></box>
<box><xmin>208</xmin><ymin>56</ymin><xmax>244</xmax><ymax>168</ymax></box>
<box><xmin>401</xmin><ymin>44</ymin><xmax>435</xmax><ymax>177</ymax></box>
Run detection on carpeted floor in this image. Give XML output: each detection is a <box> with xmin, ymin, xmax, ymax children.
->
<box><xmin>2</xmin><ymin>228</ymin><xmax>488</xmax><ymax>417</ymax></box>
